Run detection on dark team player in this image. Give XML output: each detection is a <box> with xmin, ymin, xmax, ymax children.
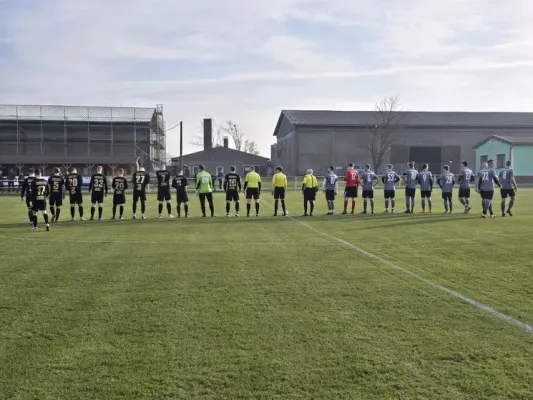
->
<box><xmin>132</xmin><ymin>158</ymin><xmax>150</xmax><ymax>219</ymax></box>
<box><xmin>111</xmin><ymin>169</ymin><xmax>128</xmax><ymax>220</ymax></box>
<box><xmin>20</xmin><ymin>168</ymin><xmax>36</xmax><ymax>224</ymax></box>
<box><xmin>224</xmin><ymin>165</ymin><xmax>242</xmax><ymax>217</ymax></box>
<box><xmin>66</xmin><ymin>167</ymin><xmax>85</xmax><ymax>221</ymax></box>
<box><xmin>89</xmin><ymin>165</ymin><xmax>108</xmax><ymax>221</ymax></box>
<box><xmin>48</xmin><ymin>168</ymin><xmax>65</xmax><ymax>222</ymax></box>
<box><xmin>171</xmin><ymin>170</ymin><xmax>189</xmax><ymax>218</ymax></box>
<box><xmin>156</xmin><ymin>167</ymin><xmax>173</xmax><ymax>218</ymax></box>
<box><xmin>30</xmin><ymin>168</ymin><xmax>51</xmax><ymax>231</ymax></box>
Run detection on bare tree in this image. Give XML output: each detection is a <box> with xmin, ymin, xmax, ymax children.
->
<box><xmin>366</xmin><ymin>96</ymin><xmax>405</xmax><ymax>173</ymax></box>
<box><xmin>191</xmin><ymin>121</ymin><xmax>223</xmax><ymax>148</ymax></box>
<box><xmin>243</xmin><ymin>139</ymin><xmax>260</xmax><ymax>155</ymax></box>
<box><xmin>221</xmin><ymin>120</ymin><xmax>245</xmax><ymax>151</ymax></box>
<box><xmin>190</xmin><ymin>119</ymin><xmax>261</xmax><ymax>155</ymax></box>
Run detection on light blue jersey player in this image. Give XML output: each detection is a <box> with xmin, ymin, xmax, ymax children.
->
<box><xmin>498</xmin><ymin>160</ymin><xmax>517</xmax><ymax>217</ymax></box>
<box><xmin>437</xmin><ymin>165</ymin><xmax>455</xmax><ymax>213</ymax></box>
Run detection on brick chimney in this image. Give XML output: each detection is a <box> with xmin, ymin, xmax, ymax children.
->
<box><xmin>203</xmin><ymin>118</ymin><xmax>212</xmax><ymax>151</ymax></box>
<box><xmin>223</xmin><ymin>136</ymin><xmax>229</xmax><ymax>148</ymax></box>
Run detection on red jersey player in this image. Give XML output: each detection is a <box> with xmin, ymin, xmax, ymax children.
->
<box><xmin>343</xmin><ymin>163</ymin><xmax>360</xmax><ymax>214</ymax></box>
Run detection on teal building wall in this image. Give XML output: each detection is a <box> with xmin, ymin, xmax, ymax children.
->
<box><xmin>474</xmin><ymin>138</ymin><xmax>533</xmax><ymax>175</ymax></box>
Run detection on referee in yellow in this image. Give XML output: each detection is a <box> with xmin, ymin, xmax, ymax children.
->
<box><xmin>302</xmin><ymin>168</ymin><xmax>318</xmax><ymax>216</ymax></box>
<box><xmin>244</xmin><ymin>166</ymin><xmax>262</xmax><ymax>217</ymax></box>
<box><xmin>271</xmin><ymin>166</ymin><xmax>288</xmax><ymax>216</ymax></box>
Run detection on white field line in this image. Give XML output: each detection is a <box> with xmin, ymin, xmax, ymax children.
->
<box><xmin>260</xmin><ymin>200</ymin><xmax>533</xmax><ymax>334</ymax></box>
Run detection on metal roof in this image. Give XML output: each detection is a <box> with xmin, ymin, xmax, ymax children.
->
<box><xmin>473</xmin><ymin>134</ymin><xmax>533</xmax><ymax>149</ymax></box>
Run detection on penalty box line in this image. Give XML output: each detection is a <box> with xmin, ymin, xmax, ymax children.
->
<box><xmin>260</xmin><ymin>199</ymin><xmax>533</xmax><ymax>335</ymax></box>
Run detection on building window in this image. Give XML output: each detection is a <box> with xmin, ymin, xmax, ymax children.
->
<box><xmin>496</xmin><ymin>154</ymin><xmax>505</xmax><ymax>169</ymax></box>
<box><xmin>480</xmin><ymin>155</ymin><xmax>488</xmax><ymax>166</ymax></box>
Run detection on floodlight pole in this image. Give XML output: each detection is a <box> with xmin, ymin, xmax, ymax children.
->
<box><xmin>179</xmin><ymin>121</ymin><xmax>183</xmax><ymax>171</ymax></box>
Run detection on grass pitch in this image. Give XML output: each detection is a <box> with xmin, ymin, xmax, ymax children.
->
<box><xmin>0</xmin><ymin>190</ymin><xmax>532</xmax><ymax>399</ymax></box>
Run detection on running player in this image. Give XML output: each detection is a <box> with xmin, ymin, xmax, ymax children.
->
<box><xmin>343</xmin><ymin>163</ymin><xmax>359</xmax><ymax>214</ymax></box>
<box><xmin>132</xmin><ymin>158</ymin><xmax>150</xmax><ymax>219</ymax></box>
<box><xmin>156</xmin><ymin>167</ymin><xmax>173</xmax><ymax>218</ymax></box>
<box><xmin>418</xmin><ymin>164</ymin><xmax>433</xmax><ymax>213</ymax></box>
<box><xmin>437</xmin><ymin>165</ymin><xmax>455</xmax><ymax>213</ymax></box>
<box><xmin>458</xmin><ymin>161</ymin><xmax>474</xmax><ymax>213</ymax></box>
<box><xmin>30</xmin><ymin>169</ymin><xmax>50</xmax><ymax>231</ymax></box>
<box><xmin>302</xmin><ymin>169</ymin><xmax>318</xmax><ymax>216</ymax></box>
<box><xmin>20</xmin><ymin>168</ymin><xmax>36</xmax><ymax>224</ymax></box>
<box><xmin>403</xmin><ymin>162</ymin><xmax>418</xmax><ymax>213</ymax></box>
<box><xmin>66</xmin><ymin>167</ymin><xmax>85</xmax><ymax>221</ymax></box>
<box><xmin>48</xmin><ymin>168</ymin><xmax>64</xmax><ymax>222</ymax></box>
<box><xmin>196</xmin><ymin>165</ymin><xmax>215</xmax><ymax>217</ymax></box>
<box><xmin>224</xmin><ymin>165</ymin><xmax>242</xmax><ymax>217</ymax></box>
<box><xmin>171</xmin><ymin>170</ymin><xmax>189</xmax><ymax>218</ymax></box>
<box><xmin>271</xmin><ymin>166</ymin><xmax>287</xmax><ymax>217</ymax></box>
<box><xmin>382</xmin><ymin>164</ymin><xmax>400</xmax><ymax>213</ymax></box>
<box><xmin>89</xmin><ymin>166</ymin><xmax>108</xmax><ymax>220</ymax></box>
<box><xmin>499</xmin><ymin>160</ymin><xmax>518</xmax><ymax>217</ymax></box>
<box><xmin>360</xmin><ymin>164</ymin><xmax>378</xmax><ymax>214</ymax></box>
<box><xmin>477</xmin><ymin>162</ymin><xmax>501</xmax><ymax>218</ymax></box>
<box><xmin>111</xmin><ymin>169</ymin><xmax>128</xmax><ymax>220</ymax></box>
<box><xmin>323</xmin><ymin>165</ymin><xmax>338</xmax><ymax>215</ymax></box>
<box><xmin>244</xmin><ymin>166</ymin><xmax>261</xmax><ymax>217</ymax></box>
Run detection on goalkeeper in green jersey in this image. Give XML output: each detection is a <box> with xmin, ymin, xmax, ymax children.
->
<box><xmin>196</xmin><ymin>165</ymin><xmax>215</xmax><ymax>217</ymax></box>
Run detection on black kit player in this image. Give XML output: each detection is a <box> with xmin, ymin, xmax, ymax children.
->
<box><xmin>111</xmin><ymin>169</ymin><xmax>128</xmax><ymax>220</ymax></box>
<box><xmin>224</xmin><ymin>165</ymin><xmax>242</xmax><ymax>217</ymax></box>
<box><xmin>66</xmin><ymin>167</ymin><xmax>85</xmax><ymax>221</ymax></box>
<box><xmin>20</xmin><ymin>168</ymin><xmax>36</xmax><ymax>224</ymax></box>
<box><xmin>132</xmin><ymin>158</ymin><xmax>150</xmax><ymax>219</ymax></box>
<box><xmin>48</xmin><ymin>168</ymin><xmax>65</xmax><ymax>222</ymax></box>
<box><xmin>156</xmin><ymin>168</ymin><xmax>173</xmax><ymax>218</ymax></box>
<box><xmin>171</xmin><ymin>170</ymin><xmax>189</xmax><ymax>218</ymax></box>
<box><xmin>30</xmin><ymin>169</ymin><xmax>51</xmax><ymax>231</ymax></box>
<box><xmin>89</xmin><ymin>166</ymin><xmax>108</xmax><ymax>221</ymax></box>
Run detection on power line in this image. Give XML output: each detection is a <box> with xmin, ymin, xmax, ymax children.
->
<box><xmin>165</xmin><ymin>121</ymin><xmax>181</xmax><ymax>132</ymax></box>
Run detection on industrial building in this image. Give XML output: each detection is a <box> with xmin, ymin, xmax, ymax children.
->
<box><xmin>0</xmin><ymin>104</ymin><xmax>166</xmax><ymax>177</ymax></box>
<box><xmin>272</xmin><ymin>110</ymin><xmax>533</xmax><ymax>176</ymax></box>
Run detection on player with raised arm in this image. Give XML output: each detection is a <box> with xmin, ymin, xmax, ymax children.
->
<box><xmin>343</xmin><ymin>163</ymin><xmax>359</xmax><ymax>214</ymax></box>
<box><xmin>403</xmin><ymin>161</ymin><xmax>418</xmax><ymax>213</ymax></box>
<box><xmin>323</xmin><ymin>166</ymin><xmax>338</xmax><ymax>215</ymax></box>
<box><xmin>302</xmin><ymin>169</ymin><xmax>318</xmax><ymax>216</ymax></box>
<box><xmin>244</xmin><ymin>166</ymin><xmax>261</xmax><ymax>217</ymax></box>
<box><xmin>271</xmin><ymin>166</ymin><xmax>287</xmax><ymax>217</ymax></box>
<box><xmin>66</xmin><ymin>167</ymin><xmax>85</xmax><ymax>221</ymax></box>
<box><xmin>499</xmin><ymin>160</ymin><xmax>518</xmax><ymax>217</ymax></box>
<box><xmin>382</xmin><ymin>164</ymin><xmax>400</xmax><ymax>213</ymax></box>
<box><xmin>171</xmin><ymin>170</ymin><xmax>189</xmax><ymax>218</ymax></box>
<box><xmin>224</xmin><ymin>165</ymin><xmax>242</xmax><ymax>217</ymax></box>
<box><xmin>417</xmin><ymin>164</ymin><xmax>433</xmax><ymax>213</ymax></box>
<box><xmin>132</xmin><ymin>158</ymin><xmax>150</xmax><ymax>219</ymax></box>
<box><xmin>30</xmin><ymin>169</ymin><xmax>50</xmax><ymax>231</ymax></box>
<box><xmin>20</xmin><ymin>168</ymin><xmax>36</xmax><ymax>224</ymax></box>
<box><xmin>156</xmin><ymin>167</ymin><xmax>173</xmax><ymax>218</ymax></box>
<box><xmin>360</xmin><ymin>164</ymin><xmax>378</xmax><ymax>214</ymax></box>
<box><xmin>477</xmin><ymin>162</ymin><xmax>501</xmax><ymax>218</ymax></box>
<box><xmin>196</xmin><ymin>165</ymin><xmax>215</xmax><ymax>217</ymax></box>
<box><xmin>437</xmin><ymin>165</ymin><xmax>455</xmax><ymax>213</ymax></box>
<box><xmin>48</xmin><ymin>168</ymin><xmax>65</xmax><ymax>222</ymax></box>
<box><xmin>111</xmin><ymin>169</ymin><xmax>128</xmax><ymax>220</ymax></box>
<box><xmin>89</xmin><ymin>166</ymin><xmax>108</xmax><ymax>221</ymax></box>
<box><xmin>458</xmin><ymin>161</ymin><xmax>475</xmax><ymax>213</ymax></box>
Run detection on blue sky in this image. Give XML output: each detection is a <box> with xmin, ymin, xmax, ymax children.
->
<box><xmin>1</xmin><ymin>0</ymin><xmax>533</xmax><ymax>157</ymax></box>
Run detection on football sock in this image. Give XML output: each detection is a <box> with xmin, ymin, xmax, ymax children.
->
<box><xmin>246</xmin><ymin>203</ymin><xmax>251</xmax><ymax>215</ymax></box>
<box><xmin>158</xmin><ymin>204</ymin><xmax>163</xmax><ymax>215</ymax></box>
<box><xmin>78</xmin><ymin>206</ymin><xmax>84</xmax><ymax>218</ymax></box>
<box><xmin>226</xmin><ymin>203</ymin><xmax>230</xmax><ymax>214</ymax></box>
<box><xmin>178</xmin><ymin>205</ymin><xmax>182</xmax><ymax>217</ymax></box>
<box><xmin>421</xmin><ymin>199</ymin><xmax>426</xmax><ymax>211</ymax></box>
<box><xmin>509</xmin><ymin>198</ymin><xmax>515</xmax><ymax>210</ymax></box>
<box><xmin>501</xmin><ymin>200</ymin><xmax>506</xmax><ymax>214</ymax></box>
<box><xmin>32</xmin><ymin>214</ymin><xmax>38</xmax><ymax>227</ymax></box>
<box><xmin>43</xmin><ymin>213</ymin><xmax>49</xmax><ymax>224</ymax></box>
<box><xmin>235</xmin><ymin>202</ymin><xmax>239</xmax><ymax>213</ymax></box>
<box><xmin>428</xmin><ymin>199</ymin><xmax>432</xmax><ymax>212</ymax></box>
<box><xmin>489</xmin><ymin>204</ymin><xmax>493</xmax><ymax>215</ymax></box>
<box><xmin>391</xmin><ymin>200</ymin><xmax>396</xmax><ymax>210</ymax></box>
<box><xmin>351</xmin><ymin>200</ymin><xmax>356</xmax><ymax>212</ymax></box>
<box><xmin>132</xmin><ymin>202</ymin><xmax>137</xmax><ymax>214</ymax></box>
<box><xmin>90</xmin><ymin>207</ymin><xmax>95</xmax><ymax>219</ymax></box>
<box><xmin>209</xmin><ymin>199</ymin><xmax>215</xmax><ymax>215</ymax></box>
<box><xmin>281</xmin><ymin>200</ymin><xmax>285</xmax><ymax>214</ymax></box>
<box><xmin>444</xmin><ymin>201</ymin><xmax>448</xmax><ymax>212</ymax></box>
<box><xmin>166</xmin><ymin>203</ymin><xmax>172</xmax><ymax>215</ymax></box>
<box><xmin>274</xmin><ymin>200</ymin><xmax>278</xmax><ymax>214</ymax></box>
<box><xmin>119</xmin><ymin>205</ymin><xmax>124</xmax><ymax>218</ymax></box>
<box><xmin>459</xmin><ymin>198</ymin><xmax>466</xmax><ymax>206</ymax></box>
<box><xmin>184</xmin><ymin>204</ymin><xmax>189</xmax><ymax>215</ymax></box>
<box><xmin>98</xmin><ymin>207</ymin><xmax>103</xmax><ymax>219</ymax></box>
<box><xmin>255</xmin><ymin>202</ymin><xmax>259</xmax><ymax>215</ymax></box>
<box><xmin>112</xmin><ymin>205</ymin><xmax>117</xmax><ymax>218</ymax></box>
<box><xmin>70</xmin><ymin>206</ymin><xmax>75</xmax><ymax>218</ymax></box>
<box><xmin>449</xmin><ymin>201</ymin><xmax>453</xmax><ymax>212</ymax></box>
<box><xmin>303</xmin><ymin>201</ymin><xmax>308</xmax><ymax>214</ymax></box>
<box><xmin>363</xmin><ymin>200</ymin><xmax>368</xmax><ymax>212</ymax></box>
<box><xmin>310</xmin><ymin>201</ymin><xmax>314</xmax><ymax>214</ymax></box>
<box><xmin>385</xmin><ymin>200</ymin><xmax>389</xmax><ymax>210</ymax></box>
<box><xmin>370</xmin><ymin>199</ymin><xmax>374</xmax><ymax>213</ymax></box>
<box><xmin>343</xmin><ymin>200</ymin><xmax>348</xmax><ymax>212</ymax></box>
<box><xmin>141</xmin><ymin>200</ymin><xmax>146</xmax><ymax>214</ymax></box>
<box><xmin>27</xmin><ymin>209</ymin><xmax>33</xmax><ymax>222</ymax></box>
<box><xmin>55</xmin><ymin>208</ymin><xmax>61</xmax><ymax>220</ymax></box>
<box><xmin>50</xmin><ymin>206</ymin><xmax>55</xmax><ymax>216</ymax></box>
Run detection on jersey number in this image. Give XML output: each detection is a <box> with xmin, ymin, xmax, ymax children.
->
<box><xmin>53</xmin><ymin>181</ymin><xmax>60</xmax><ymax>190</ymax></box>
<box><xmin>422</xmin><ymin>175</ymin><xmax>427</xmax><ymax>181</ymax></box>
<box><xmin>502</xmin><ymin>171</ymin><xmax>507</xmax><ymax>179</ymax></box>
<box><xmin>37</xmin><ymin>186</ymin><xmax>46</xmax><ymax>196</ymax></box>
<box><xmin>387</xmin><ymin>173</ymin><xmax>395</xmax><ymax>182</ymax></box>
<box><xmin>115</xmin><ymin>182</ymin><xmax>124</xmax><ymax>191</ymax></box>
<box><xmin>69</xmin><ymin>178</ymin><xmax>78</xmax><ymax>187</ymax></box>
<box><xmin>482</xmin><ymin>172</ymin><xmax>489</xmax><ymax>181</ymax></box>
<box><xmin>201</xmin><ymin>176</ymin><xmax>209</xmax><ymax>183</ymax></box>
<box><xmin>446</xmin><ymin>175</ymin><xmax>453</xmax><ymax>184</ymax></box>
<box><xmin>229</xmin><ymin>178</ymin><xmax>237</xmax><ymax>188</ymax></box>
<box><xmin>411</xmin><ymin>171</ymin><xmax>417</xmax><ymax>179</ymax></box>
<box><xmin>94</xmin><ymin>178</ymin><xmax>103</xmax><ymax>189</ymax></box>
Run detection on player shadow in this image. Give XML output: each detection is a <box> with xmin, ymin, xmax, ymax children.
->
<box><xmin>358</xmin><ymin>214</ymin><xmax>476</xmax><ymax>230</ymax></box>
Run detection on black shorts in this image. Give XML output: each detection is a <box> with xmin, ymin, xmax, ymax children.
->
<box><xmin>273</xmin><ymin>187</ymin><xmax>285</xmax><ymax>200</ymax></box>
<box><xmin>225</xmin><ymin>189</ymin><xmax>239</xmax><ymax>202</ymax></box>
<box><xmin>69</xmin><ymin>192</ymin><xmax>83</xmax><ymax>205</ymax></box>
<box><xmin>442</xmin><ymin>192</ymin><xmax>452</xmax><ymax>201</ymax></box>
<box><xmin>157</xmin><ymin>187</ymin><xmax>171</xmax><ymax>201</ymax></box>
<box><xmin>32</xmin><ymin>200</ymin><xmax>47</xmax><ymax>212</ymax></box>
<box><xmin>177</xmin><ymin>191</ymin><xmax>189</xmax><ymax>204</ymax></box>
<box><xmin>325</xmin><ymin>190</ymin><xmax>336</xmax><ymax>201</ymax></box>
<box><xmin>501</xmin><ymin>189</ymin><xmax>515</xmax><ymax>198</ymax></box>
<box><xmin>421</xmin><ymin>190</ymin><xmax>432</xmax><ymax>198</ymax></box>
<box><xmin>405</xmin><ymin>188</ymin><xmax>416</xmax><ymax>198</ymax></box>
<box><xmin>362</xmin><ymin>190</ymin><xmax>374</xmax><ymax>199</ymax></box>
<box><xmin>133</xmin><ymin>191</ymin><xmax>146</xmax><ymax>202</ymax></box>
<box><xmin>481</xmin><ymin>191</ymin><xmax>494</xmax><ymax>200</ymax></box>
<box><xmin>246</xmin><ymin>188</ymin><xmax>260</xmax><ymax>200</ymax></box>
<box><xmin>49</xmin><ymin>193</ymin><xmax>63</xmax><ymax>207</ymax></box>
<box><xmin>344</xmin><ymin>186</ymin><xmax>358</xmax><ymax>198</ymax></box>
<box><xmin>113</xmin><ymin>194</ymin><xmax>126</xmax><ymax>205</ymax></box>
<box><xmin>384</xmin><ymin>190</ymin><xmax>395</xmax><ymax>199</ymax></box>
<box><xmin>304</xmin><ymin>188</ymin><xmax>316</xmax><ymax>201</ymax></box>
<box><xmin>458</xmin><ymin>188</ymin><xmax>471</xmax><ymax>199</ymax></box>
<box><xmin>91</xmin><ymin>192</ymin><xmax>104</xmax><ymax>204</ymax></box>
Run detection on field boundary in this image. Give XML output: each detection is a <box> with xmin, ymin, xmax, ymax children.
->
<box><xmin>260</xmin><ymin>199</ymin><xmax>533</xmax><ymax>335</ymax></box>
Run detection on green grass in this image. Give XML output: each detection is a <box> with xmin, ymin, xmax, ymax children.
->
<box><xmin>0</xmin><ymin>190</ymin><xmax>532</xmax><ymax>399</ymax></box>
